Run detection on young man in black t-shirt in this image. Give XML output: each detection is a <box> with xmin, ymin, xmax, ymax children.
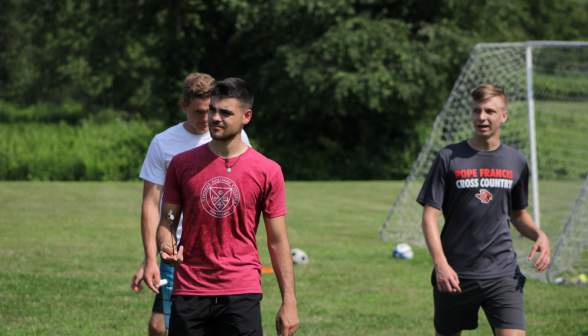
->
<box><xmin>418</xmin><ymin>84</ymin><xmax>551</xmax><ymax>336</ymax></box>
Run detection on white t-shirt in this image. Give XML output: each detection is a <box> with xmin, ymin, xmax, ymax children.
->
<box><xmin>139</xmin><ymin>122</ymin><xmax>251</xmax><ymax>241</ymax></box>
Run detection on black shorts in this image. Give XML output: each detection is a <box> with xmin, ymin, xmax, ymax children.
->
<box><xmin>169</xmin><ymin>293</ymin><xmax>263</xmax><ymax>336</ymax></box>
<box><xmin>152</xmin><ymin>290</ymin><xmax>164</xmax><ymax>314</ymax></box>
<box><xmin>432</xmin><ymin>273</ymin><xmax>526</xmax><ymax>335</ymax></box>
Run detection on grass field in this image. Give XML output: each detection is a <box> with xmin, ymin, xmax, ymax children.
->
<box><xmin>1</xmin><ymin>181</ymin><xmax>587</xmax><ymax>335</ymax></box>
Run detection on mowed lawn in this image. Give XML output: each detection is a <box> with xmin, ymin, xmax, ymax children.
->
<box><xmin>1</xmin><ymin>182</ymin><xmax>587</xmax><ymax>335</ymax></box>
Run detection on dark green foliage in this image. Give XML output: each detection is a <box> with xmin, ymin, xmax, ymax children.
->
<box><xmin>1</xmin><ymin>0</ymin><xmax>587</xmax><ymax>180</ymax></box>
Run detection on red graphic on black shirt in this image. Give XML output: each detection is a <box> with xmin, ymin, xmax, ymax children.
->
<box><xmin>475</xmin><ymin>189</ymin><xmax>493</xmax><ymax>203</ymax></box>
<box><xmin>455</xmin><ymin>168</ymin><xmax>513</xmax><ymax>179</ymax></box>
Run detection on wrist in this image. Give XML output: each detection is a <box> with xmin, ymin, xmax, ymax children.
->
<box><xmin>281</xmin><ymin>296</ymin><xmax>297</xmax><ymax>307</ymax></box>
<box><xmin>145</xmin><ymin>257</ymin><xmax>159</xmax><ymax>266</ymax></box>
<box><xmin>433</xmin><ymin>258</ymin><xmax>448</xmax><ymax>269</ymax></box>
<box><xmin>145</xmin><ymin>244</ymin><xmax>159</xmax><ymax>261</ymax></box>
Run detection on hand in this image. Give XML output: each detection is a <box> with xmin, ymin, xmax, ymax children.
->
<box><xmin>435</xmin><ymin>261</ymin><xmax>461</xmax><ymax>293</ymax></box>
<box><xmin>275</xmin><ymin>302</ymin><xmax>299</xmax><ymax>336</ymax></box>
<box><xmin>131</xmin><ymin>261</ymin><xmax>145</xmax><ymax>291</ymax></box>
<box><xmin>528</xmin><ymin>232</ymin><xmax>550</xmax><ymax>273</ymax></box>
<box><xmin>143</xmin><ymin>260</ymin><xmax>161</xmax><ymax>294</ymax></box>
<box><xmin>161</xmin><ymin>245</ymin><xmax>184</xmax><ymax>268</ymax></box>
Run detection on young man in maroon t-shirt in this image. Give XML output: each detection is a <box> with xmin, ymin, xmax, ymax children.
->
<box><xmin>147</xmin><ymin>78</ymin><xmax>299</xmax><ymax>336</ymax></box>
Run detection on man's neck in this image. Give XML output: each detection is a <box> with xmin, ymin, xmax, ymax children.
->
<box><xmin>182</xmin><ymin>122</ymin><xmax>208</xmax><ymax>136</ymax></box>
<box><xmin>208</xmin><ymin>134</ymin><xmax>247</xmax><ymax>158</ymax></box>
<box><xmin>467</xmin><ymin>134</ymin><xmax>501</xmax><ymax>152</ymax></box>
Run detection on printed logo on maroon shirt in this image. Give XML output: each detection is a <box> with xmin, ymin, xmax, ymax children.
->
<box><xmin>200</xmin><ymin>176</ymin><xmax>241</xmax><ymax>218</ymax></box>
<box><xmin>475</xmin><ymin>189</ymin><xmax>493</xmax><ymax>203</ymax></box>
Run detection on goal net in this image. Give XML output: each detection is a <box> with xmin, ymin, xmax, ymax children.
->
<box><xmin>379</xmin><ymin>42</ymin><xmax>588</xmax><ymax>282</ymax></box>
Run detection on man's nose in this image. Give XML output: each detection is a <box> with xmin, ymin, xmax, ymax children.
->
<box><xmin>209</xmin><ymin>111</ymin><xmax>222</xmax><ymax>122</ymax></box>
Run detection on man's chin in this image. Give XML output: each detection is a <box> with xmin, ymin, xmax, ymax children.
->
<box><xmin>474</xmin><ymin>130</ymin><xmax>496</xmax><ymax>138</ymax></box>
<box><xmin>211</xmin><ymin>131</ymin><xmax>239</xmax><ymax>141</ymax></box>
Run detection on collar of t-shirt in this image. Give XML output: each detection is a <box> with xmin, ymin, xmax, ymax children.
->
<box><xmin>204</xmin><ymin>143</ymin><xmax>251</xmax><ymax>163</ymax></box>
<box><xmin>464</xmin><ymin>140</ymin><xmax>504</xmax><ymax>156</ymax></box>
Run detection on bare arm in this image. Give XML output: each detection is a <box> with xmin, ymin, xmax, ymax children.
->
<box><xmin>144</xmin><ymin>201</ymin><xmax>183</xmax><ymax>293</ymax></box>
<box><xmin>264</xmin><ymin>215</ymin><xmax>299</xmax><ymax>336</ymax></box>
<box><xmin>131</xmin><ymin>180</ymin><xmax>163</xmax><ymax>291</ymax></box>
<box><xmin>421</xmin><ymin>205</ymin><xmax>461</xmax><ymax>293</ymax></box>
<box><xmin>511</xmin><ymin>208</ymin><xmax>550</xmax><ymax>272</ymax></box>
<box><xmin>157</xmin><ymin>201</ymin><xmax>183</xmax><ymax>266</ymax></box>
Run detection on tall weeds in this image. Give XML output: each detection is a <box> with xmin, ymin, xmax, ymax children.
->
<box><xmin>0</xmin><ymin>120</ymin><xmax>163</xmax><ymax>181</ymax></box>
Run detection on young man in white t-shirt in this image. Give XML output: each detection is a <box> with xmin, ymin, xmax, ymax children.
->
<box><xmin>130</xmin><ymin>73</ymin><xmax>250</xmax><ymax>336</ymax></box>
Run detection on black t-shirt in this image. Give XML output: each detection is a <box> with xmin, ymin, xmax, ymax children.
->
<box><xmin>417</xmin><ymin>140</ymin><xmax>528</xmax><ymax>279</ymax></box>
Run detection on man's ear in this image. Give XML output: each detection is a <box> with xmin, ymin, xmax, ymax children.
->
<box><xmin>243</xmin><ymin>109</ymin><xmax>252</xmax><ymax>125</ymax></box>
<box><xmin>502</xmin><ymin>109</ymin><xmax>508</xmax><ymax>123</ymax></box>
<box><xmin>180</xmin><ymin>100</ymin><xmax>188</xmax><ymax>112</ymax></box>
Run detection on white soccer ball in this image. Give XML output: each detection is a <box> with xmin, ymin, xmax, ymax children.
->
<box><xmin>393</xmin><ymin>243</ymin><xmax>414</xmax><ymax>260</ymax></box>
<box><xmin>291</xmin><ymin>248</ymin><xmax>309</xmax><ymax>265</ymax></box>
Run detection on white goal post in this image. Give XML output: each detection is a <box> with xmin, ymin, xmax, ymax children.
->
<box><xmin>380</xmin><ymin>41</ymin><xmax>588</xmax><ymax>282</ymax></box>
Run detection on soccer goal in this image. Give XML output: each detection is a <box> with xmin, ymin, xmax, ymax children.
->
<box><xmin>379</xmin><ymin>41</ymin><xmax>588</xmax><ymax>282</ymax></box>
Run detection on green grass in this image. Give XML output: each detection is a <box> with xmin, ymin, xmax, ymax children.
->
<box><xmin>1</xmin><ymin>182</ymin><xmax>587</xmax><ymax>335</ymax></box>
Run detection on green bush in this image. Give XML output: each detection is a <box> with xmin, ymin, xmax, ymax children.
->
<box><xmin>0</xmin><ymin>100</ymin><xmax>86</xmax><ymax>124</ymax></box>
<box><xmin>0</xmin><ymin>120</ymin><xmax>164</xmax><ymax>181</ymax></box>
<box><xmin>0</xmin><ymin>100</ymin><xmax>137</xmax><ymax>125</ymax></box>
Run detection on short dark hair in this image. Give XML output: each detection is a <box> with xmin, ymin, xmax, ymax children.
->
<box><xmin>211</xmin><ymin>78</ymin><xmax>254</xmax><ymax>110</ymax></box>
<box><xmin>183</xmin><ymin>73</ymin><xmax>216</xmax><ymax>104</ymax></box>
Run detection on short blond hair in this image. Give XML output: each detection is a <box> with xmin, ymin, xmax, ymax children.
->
<box><xmin>471</xmin><ymin>84</ymin><xmax>507</xmax><ymax>110</ymax></box>
<box><xmin>183</xmin><ymin>73</ymin><xmax>215</xmax><ymax>104</ymax></box>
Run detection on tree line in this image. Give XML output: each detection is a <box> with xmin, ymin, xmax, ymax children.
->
<box><xmin>1</xmin><ymin>0</ymin><xmax>587</xmax><ymax>180</ymax></box>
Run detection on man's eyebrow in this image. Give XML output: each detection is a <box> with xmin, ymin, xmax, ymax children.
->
<box><xmin>208</xmin><ymin>104</ymin><xmax>233</xmax><ymax>114</ymax></box>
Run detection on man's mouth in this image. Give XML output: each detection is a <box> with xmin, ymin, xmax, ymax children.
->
<box><xmin>477</xmin><ymin>125</ymin><xmax>489</xmax><ymax>131</ymax></box>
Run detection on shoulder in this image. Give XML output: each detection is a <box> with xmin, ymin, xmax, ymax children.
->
<box><xmin>445</xmin><ymin>140</ymin><xmax>470</xmax><ymax>153</ymax></box>
<box><xmin>501</xmin><ymin>143</ymin><xmax>528</xmax><ymax>164</ymax></box>
<box><xmin>154</xmin><ymin>123</ymin><xmax>184</xmax><ymax>141</ymax></box>
<box><xmin>171</xmin><ymin>144</ymin><xmax>209</xmax><ymax>166</ymax></box>
<box><xmin>156</xmin><ymin>123</ymin><xmax>184</xmax><ymax>138</ymax></box>
<box><xmin>246</xmin><ymin>149</ymin><xmax>282</xmax><ymax>173</ymax></box>
<box><xmin>437</xmin><ymin>146</ymin><xmax>454</xmax><ymax>159</ymax></box>
<box><xmin>178</xmin><ymin>144</ymin><xmax>208</xmax><ymax>158</ymax></box>
<box><xmin>437</xmin><ymin>141</ymin><xmax>467</xmax><ymax>160</ymax></box>
<box><xmin>151</xmin><ymin>124</ymin><xmax>186</xmax><ymax>149</ymax></box>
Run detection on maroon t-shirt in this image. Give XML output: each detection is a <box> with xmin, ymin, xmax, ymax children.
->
<box><xmin>163</xmin><ymin>145</ymin><xmax>287</xmax><ymax>295</ymax></box>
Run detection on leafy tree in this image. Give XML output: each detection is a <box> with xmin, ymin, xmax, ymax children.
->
<box><xmin>1</xmin><ymin>0</ymin><xmax>587</xmax><ymax>180</ymax></box>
